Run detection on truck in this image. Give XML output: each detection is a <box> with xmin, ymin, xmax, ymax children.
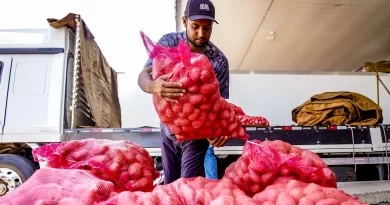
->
<box><xmin>0</xmin><ymin>9</ymin><xmax>390</xmax><ymax>203</ymax></box>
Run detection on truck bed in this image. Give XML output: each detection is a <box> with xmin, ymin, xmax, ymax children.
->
<box><xmin>63</xmin><ymin>124</ymin><xmax>390</xmax><ymax>163</ymax></box>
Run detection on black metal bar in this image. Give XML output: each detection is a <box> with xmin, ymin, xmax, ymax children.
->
<box><xmin>0</xmin><ymin>61</ymin><xmax>3</xmax><ymax>83</ymax></box>
<box><xmin>63</xmin><ymin>125</ymin><xmax>381</xmax><ymax>148</ymax></box>
<box><xmin>0</xmin><ymin>48</ymin><xmax>64</xmax><ymax>54</ymax></box>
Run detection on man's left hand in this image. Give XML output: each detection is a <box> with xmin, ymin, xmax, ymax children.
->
<box><xmin>207</xmin><ymin>136</ymin><xmax>230</xmax><ymax>148</ymax></box>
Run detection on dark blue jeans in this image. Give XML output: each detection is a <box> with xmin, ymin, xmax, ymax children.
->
<box><xmin>160</xmin><ymin>123</ymin><xmax>209</xmax><ymax>184</ymax></box>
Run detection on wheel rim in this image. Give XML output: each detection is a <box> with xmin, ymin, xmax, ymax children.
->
<box><xmin>0</xmin><ymin>168</ymin><xmax>23</xmax><ymax>196</ymax></box>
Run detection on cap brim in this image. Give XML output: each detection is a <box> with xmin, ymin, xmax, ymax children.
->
<box><xmin>188</xmin><ymin>15</ymin><xmax>219</xmax><ymax>24</ymax></box>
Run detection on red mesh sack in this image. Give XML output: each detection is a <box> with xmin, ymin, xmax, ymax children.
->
<box><xmin>141</xmin><ymin>31</ymin><xmax>249</xmax><ymax>141</ymax></box>
<box><xmin>170</xmin><ymin>177</ymin><xmax>257</xmax><ymax>205</ymax></box>
<box><xmin>223</xmin><ymin>140</ymin><xmax>337</xmax><ymax>197</ymax></box>
<box><xmin>32</xmin><ymin>138</ymin><xmax>160</xmax><ymax>192</ymax></box>
<box><xmin>98</xmin><ymin>184</ymin><xmax>182</xmax><ymax>205</ymax></box>
<box><xmin>230</xmin><ymin>103</ymin><xmax>246</xmax><ymax>116</ymax></box>
<box><xmin>229</xmin><ymin>102</ymin><xmax>270</xmax><ymax>126</ymax></box>
<box><xmin>253</xmin><ymin>180</ymin><xmax>368</xmax><ymax>205</ymax></box>
<box><xmin>98</xmin><ymin>177</ymin><xmax>257</xmax><ymax>205</ymax></box>
<box><xmin>0</xmin><ymin>168</ymin><xmax>116</xmax><ymax>205</ymax></box>
<box><xmin>238</xmin><ymin>115</ymin><xmax>270</xmax><ymax>126</ymax></box>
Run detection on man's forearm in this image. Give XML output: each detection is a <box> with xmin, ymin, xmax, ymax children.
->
<box><xmin>138</xmin><ymin>68</ymin><xmax>153</xmax><ymax>94</ymax></box>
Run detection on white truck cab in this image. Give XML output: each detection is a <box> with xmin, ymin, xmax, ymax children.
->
<box><xmin>0</xmin><ymin>14</ymin><xmax>110</xmax><ymax>195</ymax></box>
<box><xmin>0</xmin><ymin>27</ymin><xmax>72</xmax><ymax>143</ymax></box>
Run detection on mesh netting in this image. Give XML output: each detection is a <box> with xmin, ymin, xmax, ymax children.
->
<box><xmin>140</xmin><ymin>31</ymin><xmax>248</xmax><ymax>141</ymax></box>
<box><xmin>97</xmin><ymin>182</ymin><xmax>182</xmax><ymax>205</ymax></box>
<box><xmin>223</xmin><ymin>140</ymin><xmax>337</xmax><ymax>197</ymax></box>
<box><xmin>237</xmin><ymin>115</ymin><xmax>270</xmax><ymax>126</ymax></box>
<box><xmin>98</xmin><ymin>177</ymin><xmax>257</xmax><ymax>205</ymax></box>
<box><xmin>32</xmin><ymin>138</ymin><xmax>159</xmax><ymax>192</ymax></box>
<box><xmin>0</xmin><ymin>168</ymin><xmax>116</xmax><ymax>205</ymax></box>
<box><xmin>253</xmin><ymin>179</ymin><xmax>368</xmax><ymax>205</ymax></box>
<box><xmin>230</xmin><ymin>103</ymin><xmax>270</xmax><ymax>126</ymax></box>
<box><xmin>230</xmin><ymin>103</ymin><xmax>246</xmax><ymax>116</ymax></box>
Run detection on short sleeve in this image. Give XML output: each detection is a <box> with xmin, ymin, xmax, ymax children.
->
<box><xmin>216</xmin><ymin>59</ymin><xmax>230</xmax><ymax>99</ymax></box>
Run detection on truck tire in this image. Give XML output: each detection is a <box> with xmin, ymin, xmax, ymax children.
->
<box><xmin>0</xmin><ymin>154</ymin><xmax>38</xmax><ymax>195</ymax></box>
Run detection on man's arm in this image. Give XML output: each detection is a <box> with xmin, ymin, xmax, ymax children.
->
<box><xmin>138</xmin><ymin>66</ymin><xmax>153</xmax><ymax>94</ymax></box>
<box><xmin>137</xmin><ymin>34</ymin><xmax>185</xmax><ymax>102</ymax></box>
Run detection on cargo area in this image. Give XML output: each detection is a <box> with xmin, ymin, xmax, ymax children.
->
<box><xmin>0</xmin><ymin>0</ymin><xmax>389</xmax><ymax>204</ymax></box>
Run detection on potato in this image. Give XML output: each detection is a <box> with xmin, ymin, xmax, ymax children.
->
<box><xmin>253</xmin><ymin>189</ymin><xmax>280</xmax><ymax>203</ymax></box>
<box><xmin>298</xmin><ymin>197</ymin><xmax>315</xmax><ymax>205</ymax></box>
<box><xmin>250</xmin><ymin>184</ymin><xmax>262</xmax><ymax>194</ymax></box>
<box><xmin>305</xmin><ymin>191</ymin><xmax>327</xmax><ymax>203</ymax></box>
<box><xmin>195</xmin><ymin>189</ymin><xmax>213</xmax><ymax>205</ymax></box>
<box><xmin>281</xmin><ymin>166</ymin><xmax>292</xmax><ymax>176</ymax></box>
<box><xmin>275</xmin><ymin>192</ymin><xmax>297</xmax><ymax>205</ymax></box>
<box><xmin>248</xmin><ymin>168</ymin><xmax>262</xmax><ymax>184</ymax></box>
<box><xmin>303</xmin><ymin>183</ymin><xmax>322</xmax><ymax>195</ymax></box>
<box><xmin>261</xmin><ymin>171</ymin><xmax>278</xmax><ymax>185</ymax></box>
<box><xmin>177</xmin><ymin>184</ymin><xmax>196</xmax><ymax>205</ymax></box>
<box><xmin>210</xmin><ymin>196</ymin><xmax>235</xmax><ymax>205</ymax></box>
<box><xmin>286</xmin><ymin>180</ymin><xmax>304</xmax><ymax>191</ymax></box>
<box><xmin>289</xmin><ymin>188</ymin><xmax>305</xmax><ymax>202</ymax></box>
<box><xmin>219</xmin><ymin>188</ymin><xmax>234</xmax><ymax>197</ymax></box>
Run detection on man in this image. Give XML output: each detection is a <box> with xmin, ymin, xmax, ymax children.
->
<box><xmin>138</xmin><ymin>0</ymin><xmax>229</xmax><ymax>184</ymax></box>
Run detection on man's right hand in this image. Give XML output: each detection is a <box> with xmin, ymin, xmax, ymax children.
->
<box><xmin>149</xmin><ymin>73</ymin><xmax>186</xmax><ymax>103</ymax></box>
<box><xmin>208</xmin><ymin>136</ymin><xmax>230</xmax><ymax>148</ymax></box>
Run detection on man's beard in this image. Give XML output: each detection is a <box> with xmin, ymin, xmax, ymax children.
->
<box><xmin>186</xmin><ymin>31</ymin><xmax>207</xmax><ymax>48</ymax></box>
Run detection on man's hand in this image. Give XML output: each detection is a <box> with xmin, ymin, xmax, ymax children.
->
<box><xmin>207</xmin><ymin>136</ymin><xmax>230</xmax><ymax>148</ymax></box>
<box><xmin>149</xmin><ymin>73</ymin><xmax>186</xmax><ymax>103</ymax></box>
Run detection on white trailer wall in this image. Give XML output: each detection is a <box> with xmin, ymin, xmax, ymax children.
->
<box><xmin>122</xmin><ymin>72</ymin><xmax>390</xmax><ymax>128</ymax></box>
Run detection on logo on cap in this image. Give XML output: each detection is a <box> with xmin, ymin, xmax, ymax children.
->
<box><xmin>200</xmin><ymin>3</ymin><xmax>210</xmax><ymax>11</ymax></box>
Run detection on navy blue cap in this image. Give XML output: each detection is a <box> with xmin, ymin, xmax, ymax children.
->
<box><xmin>184</xmin><ymin>0</ymin><xmax>219</xmax><ymax>24</ymax></box>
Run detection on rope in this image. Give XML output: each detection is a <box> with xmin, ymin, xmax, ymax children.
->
<box><xmin>379</xmin><ymin>124</ymin><xmax>390</xmax><ymax>180</ymax></box>
<box><xmin>375</xmin><ymin>65</ymin><xmax>380</xmax><ymax>105</ymax></box>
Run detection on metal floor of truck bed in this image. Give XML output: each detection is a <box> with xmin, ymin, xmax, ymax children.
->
<box><xmin>64</xmin><ymin>124</ymin><xmax>390</xmax><ymax>157</ymax></box>
<box><xmin>338</xmin><ymin>181</ymin><xmax>390</xmax><ymax>204</ymax></box>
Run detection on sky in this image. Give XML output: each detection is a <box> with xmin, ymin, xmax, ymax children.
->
<box><xmin>0</xmin><ymin>0</ymin><xmax>176</xmax><ymax>127</ymax></box>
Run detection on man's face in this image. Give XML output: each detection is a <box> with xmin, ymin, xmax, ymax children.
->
<box><xmin>183</xmin><ymin>17</ymin><xmax>213</xmax><ymax>48</ymax></box>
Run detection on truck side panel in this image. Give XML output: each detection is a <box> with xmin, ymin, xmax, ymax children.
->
<box><xmin>0</xmin><ymin>27</ymin><xmax>74</xmax><ymax>142</ymax></box>
<box><xmin>3</xmin><ymin>54</ymin><xmax>65</xmax><ymax>136</ymax></box>
<box><xmin>0</xmin><ymin>57</ymin><xmax>12</xmax><ymax>135</ymax></box>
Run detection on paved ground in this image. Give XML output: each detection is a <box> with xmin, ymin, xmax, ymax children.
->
<box><xmin>338</xmin><ymin>181</ymin><xmax>390</xmax><ymax>205</ymax></box>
